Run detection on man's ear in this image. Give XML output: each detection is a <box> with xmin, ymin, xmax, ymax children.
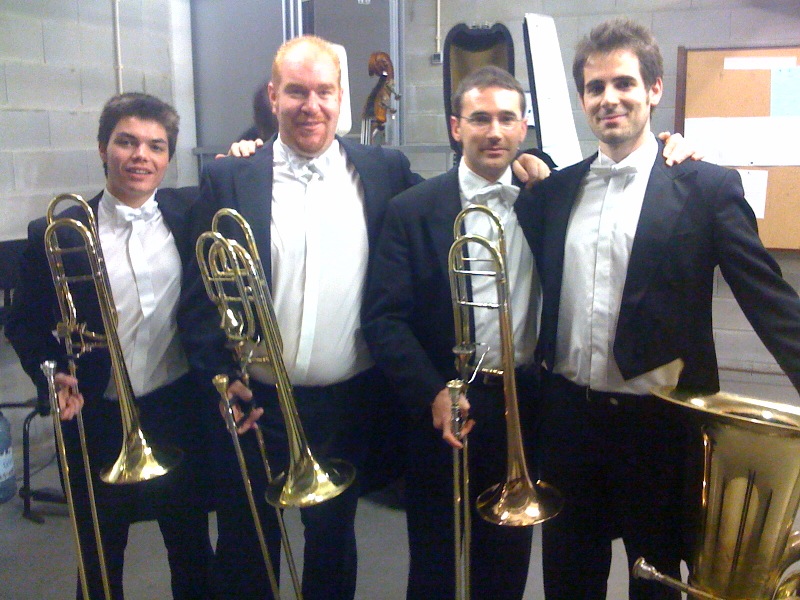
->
<box><xmin>268</xmin><ymin>82</ymin><xmax>278</xmax><ymax>113</ymax></box>
<box><xmin>450</xmin><ymin>115</ymin><xmax>462</xmax><ymax>144</ymax></box>
<box><xmin>649</xmin><ymin>77</ymin><xmax>664</xmax><ymax>108</ymax></box>
<box><xmin>577</xmin><ymin>91</ymin><xmax>586</xmax><ymax>113</ymax></box>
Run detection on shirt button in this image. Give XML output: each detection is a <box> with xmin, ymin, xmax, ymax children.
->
<box><xmin>609</xmin><ymin>397</ymin><xmax>619</xmax><ymax>406</ymax></box>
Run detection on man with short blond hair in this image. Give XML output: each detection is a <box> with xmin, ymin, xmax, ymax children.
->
<box><xmin>180</xmin><ymin>35</ymin><xmax>422</xmax><ymax>600</ymax></box>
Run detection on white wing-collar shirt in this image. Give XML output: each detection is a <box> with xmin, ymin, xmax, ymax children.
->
<box><xmin>553</xmin><ymin>132</ymin><xmax>682</xmax><ymax>394</ymax></box>
<box><xmin>458</xmin><ymin>159</ymin><xmax>539</xmax><ymax>372</ymax></box>
<box><xmin>270</xmin><ymin>138</ymin><xmax>372</xmax><ymax>386</ymax></box>
<box><xmin>97</xmin><ymin>189</ymin><xmax>188</xmax><ymax>398</ymax></box>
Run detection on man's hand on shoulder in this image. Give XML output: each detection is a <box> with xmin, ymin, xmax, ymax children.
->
<box><xmin>512</xmin><ymin>153</ymin><xmax>552</xmax><ymax>189</ymax></box>
<box><xmin>658</xmin><ymin>131</ymin><xmax>704</xmax><ymax>166</ymax></box>
<box><xmin>215</xmin><ymin>138</ymin><xmax>264</xmax><ymax>160</ymax></box>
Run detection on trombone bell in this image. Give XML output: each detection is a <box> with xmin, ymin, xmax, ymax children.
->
<box><xmin>476</xmin><ymin>477</ymin><xmax>563</xmax><ymax>527</ymax></box>
<box><xmin>266</xmin><ymin>454</ymin><xmax>355</xmax><ymax>508</ymax></box>
<box><xmin>101</xmin><ymin>428</ymin><xmax>183</xmax><ymax>484</ymax></box>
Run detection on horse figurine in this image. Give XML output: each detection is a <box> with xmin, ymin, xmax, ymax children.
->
<box><xmin>361</xmin><ymin>51</ymin><xmax>400</xmax><ymax>145</ymax></box>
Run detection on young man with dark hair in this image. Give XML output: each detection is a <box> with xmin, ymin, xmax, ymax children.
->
<box><xmin>8</xmin><ymin>92</ymin><xmax>212</xmax><ymax>599</ymax></box>
<box><xmin>518</xmin><ymin>18</ymin><xmax>800</xmax><ymax>599</ymax></box>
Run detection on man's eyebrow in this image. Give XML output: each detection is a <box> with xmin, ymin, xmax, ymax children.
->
<box><xmin>115</xmin><ymin>131</ymin><xmax>167</xmax><ymax>145</ymax></box>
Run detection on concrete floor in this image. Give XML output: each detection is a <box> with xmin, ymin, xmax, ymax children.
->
<box><xmin>0</xmin><ymin>333</ymin><xmax>635</xmax><ymax>600</ymax></box>
<box><xmin>3</xmin><ymin>331</ymin><xmax>798</xmax><ymax>599</ymax></box>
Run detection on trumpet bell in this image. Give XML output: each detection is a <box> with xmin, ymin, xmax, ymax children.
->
<box><xmin>476</xmin><ymin>477</ymin><xmax>563</xmax><ymax>526</ymax></box>
<box><xmin>100</xmin><ymin>429</ymin><xmax>183</xmax><ymax>484</ymax></box>
<box><xmin>266</xmin><ymin>453</ymin><xmax>356</xmax><ymax>508</ymax></box>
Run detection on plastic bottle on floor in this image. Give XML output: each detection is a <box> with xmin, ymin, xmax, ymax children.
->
<box><xmin>0</xmin><ymin>410</ymin><xmax>16</xmax><ymax>503</ymax></box>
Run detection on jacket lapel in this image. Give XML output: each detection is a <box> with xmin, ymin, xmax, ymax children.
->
<box><xmin>234</xmin><ymin>147</ymin><xmax>275</xmax><ymax>284</ymax></box>
<box><xmin>539</xmin><ymin>156</ymin><xmax>594</xmax><ymax>368</ymax></box>
<box><xmin>339</xmin><ymin>137</ymin><xmax>385</xmax><ymax>241</ymax></box>
<box><xmin>430</xmin><ymin>168</ymin><xmax>462</xmax><ymax>277</ymax></box>
<box><xmin>621</xmin><ymin>148</ymin><xmax>691</xmax><ymax>307</ymax></box>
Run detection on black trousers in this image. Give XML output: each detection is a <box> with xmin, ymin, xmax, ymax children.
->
<box><xmin>64</xmin><ymin>374</ymin><xmax>214</xmax><ymax>600</ymax></box>
<box><xmin>538</xmin><ymin>373</ymin><xmax>689</xmax><ymax>600</ymax></box>
<box><xmin>404</xmin><ymin>367</ymin><xmax>539</xmax><ymax>600</ymax></box>
<box><xmin>210</xmin><ymin>368</ymin><xmax>377</xmax><ymax>600</ymax></box>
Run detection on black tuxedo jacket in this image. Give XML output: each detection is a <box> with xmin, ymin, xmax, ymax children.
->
<box><xmin>7</xmin><ymin>187</ymin><xmax>198</xmax><ymax>404</ymax></box>
<box><xmin>178</xmin><ymin>136</ymin><xmax>423</xmax><ymax>378</ymax></box>
<box><xmin>362</xmin><ymin>166</ymin><xmax>538</xmax><ymax>417</ymax></box>
<box><xmin>516</xmin><ymin>144</ymin><xmax>800</xmax><ymax>393</ymax></box>
<box><xmin>362</xmin><ymin>167</ymin><xmax>463</xmax><ymax>417</ymax></box>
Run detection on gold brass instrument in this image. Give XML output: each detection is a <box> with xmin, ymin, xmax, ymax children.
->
<box><xmin>195</xmin><ymin>208</ymin><xmax>356</xmax><ymax>595</ymax></box>
<box><xmin>212</xmin><ymin>373</ymin><xmax>284</xmax><ymax>599</ymax></box>
<box><xmin>41</xmin><ymin>360</ymin><xmax>110</xmax><ymax>600</ymax></box>
<box><xmin>43</xmin><ymin>193</ymin><xmax>183</xmax><ymax>598</ymax></box>
<box><xmin>45</xmin><ymin>193</ymin><xmax>183</xmax><ymax>483</ymax></box>
<box><xmin>447</xmin><ymin>371</ymin><xmax>471</xmax><ymax>600</ymax></box>
<box><xmin>447</xmin><ymin>204</ymin><xmax>563</xmax><ymax>597</ymax></box>
<box><xmin>632</xmin><ymin>386</ymin><xmax>800</xmax><ymax>600</ymax></box>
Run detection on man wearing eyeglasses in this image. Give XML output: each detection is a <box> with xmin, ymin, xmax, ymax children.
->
<box><xmin>363</xmin><ymin>65</ymin><xmax>552</xmax><ymax>600</ymax></box>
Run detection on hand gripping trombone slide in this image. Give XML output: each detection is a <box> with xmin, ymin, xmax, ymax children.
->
<box><xmin>42</xmin><ymin>192</ymin><xmax>183</xmax><ymax>599</ymax></box>
<box><xmin>196</xmin><ymin>207</ymin><xmax>357</xmax><ymax>599</ymax></box>
<box><xmin>448</xmin><ymin>203</ymin><xmax>564</xmax><ymax>599</ymax></box>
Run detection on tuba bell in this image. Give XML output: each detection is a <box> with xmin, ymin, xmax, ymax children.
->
<box><xmin>633</xmin><ymin>386</ymin><xmax>800</xmax><ymax>600</ymax></box>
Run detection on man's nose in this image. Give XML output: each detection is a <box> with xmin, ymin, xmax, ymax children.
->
<box><xmin>303</xmin><ymin>92</ymin><xmax>320</xmax><ymax>112</ymax></box>
<box><xmin>601</xmin><ymin>86</ymin><xmax>619</xmax><ymax>106</ymax></box>
<box><xmin>132</xmin><ymin>143</ymin><xmax>147</xmax><ymax>158</ymax></box>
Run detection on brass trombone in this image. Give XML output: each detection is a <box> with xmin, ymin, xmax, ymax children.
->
<box><xmin>43</xmin><ymin>192</ymin><xmax>183</xmax><ymax>597</ymax></box>
<box><xmin>448</xmin><ymin>204</ymin><xmax>563</xmax><ymax>596</ymax></box>
<box><xmin>41</xmin><ymin>360</ymin><xmax>108</xmax><ymax>600</ymax></box>
<box><xmin>195</xmin><ymin>208</ymin><xmax>356</xmax><ymax>597</ymax></box>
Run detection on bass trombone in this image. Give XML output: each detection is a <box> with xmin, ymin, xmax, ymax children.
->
<box><xmin>195</xmin><ymin>208</ymin><xmax>356</xmax><ymax>597</ymax></box>
<box><xmin>448</xmin><ymin>204</ymin><xmax>563</xmax><ymax>597</ymax></box>
<box><xmin>43</xmin><ymin>192</ymin><xmax>183</xmax><ymax>598</ymax></box>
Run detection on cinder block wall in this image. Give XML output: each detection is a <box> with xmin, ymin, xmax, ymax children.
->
<box><xmin>0</xmin><ymin>0</ymin><xmax>197</xmax><ymax>458</ymax></box>
<box><xmin>400</xmin><ymin>0</ymin><xmax>800</xmax><ymax>401</ymax></box>
<box><xmin>0</xmin><ymin>0</ymin><xmax>197</xmax><ymax>244</ymax></box>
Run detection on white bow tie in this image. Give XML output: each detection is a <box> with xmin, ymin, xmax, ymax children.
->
<box><xmin>590</xmin><ymin>163</ymin><xmax>638</xmax><ymax>179</ymax></box>
<box><xmin>294</xmin><ymin>159</ymin><xmax>324</xmax><ymax>184</ymax></box>
<box><xmin>115</xmin><ymin>202</ymin><xmax>158</xmax><ymax>226</ymax></box>
<box><xmin>468</xmin><ymin>182</ymin><xmax>520</xmax><ymax>207</ymax></box>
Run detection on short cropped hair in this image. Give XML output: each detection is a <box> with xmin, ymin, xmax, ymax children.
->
<box><xmin>271</xmin><ymin>35</ymin><xmax>341</xmax><ymax>88</ymax></box>
<box><xmin>97</xmin><ymin>92</ymin><xmax>179</xmax><ymax>159</ymax></box>
<box><xmin>572</xmin><ymin>18</ymin><xmax>663</xmax><ymax>94</ymax></box>
<box><xmin>451</xmin><ymin>65</ymin><xmax>526</xmax><ymax>118</ymax></box>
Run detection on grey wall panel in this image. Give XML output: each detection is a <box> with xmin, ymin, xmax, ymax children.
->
<box><xmin>191</xmin><ymin>0</ymin><xmax>284</xmax><ymax>147</ymax></box>
<box><xmin>313</xmin><ymin>0</ymin><xmax>393</xmax><ymax>139</ymax></box>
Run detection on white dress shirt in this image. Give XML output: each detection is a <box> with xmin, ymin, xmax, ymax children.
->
<box><xmin>553</xmin><ymin>133</ymin><xmax>682</xmax><ymax>394</ymax></box>
<box><xmin>97</xmin><ymin>190</ymin><xmax>188</xmax><ymax>398</ymax></box>
<box><xmin>458</xmin><ymin>160</ymin><xmax>539</xmax><ymax>371</ymax></box>
<box><xmin>270</xmin><ymin>138</ymin><xmax>372</xmax><ymax>386</ymax></box>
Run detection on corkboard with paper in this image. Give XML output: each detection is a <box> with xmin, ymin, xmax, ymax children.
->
<box><xmin>676</xmin><ymin>46</ymin><xmax>800</xmax><ymax>249</ymax></box>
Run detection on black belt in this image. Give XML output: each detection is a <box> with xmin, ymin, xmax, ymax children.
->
<box><xmin>476</xmin><ymin>371</ymin><xmax>504</xmax><ymax>387</ymax></box>
<box><xmin>471</xmin><ymin>364</ymin><xmax>538</xmax><ymax>388</ymax></box>
<box><xmin>548</xmin><ymin>372</ymin><xmax>650</xmax><ymax>406</ymax></box>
